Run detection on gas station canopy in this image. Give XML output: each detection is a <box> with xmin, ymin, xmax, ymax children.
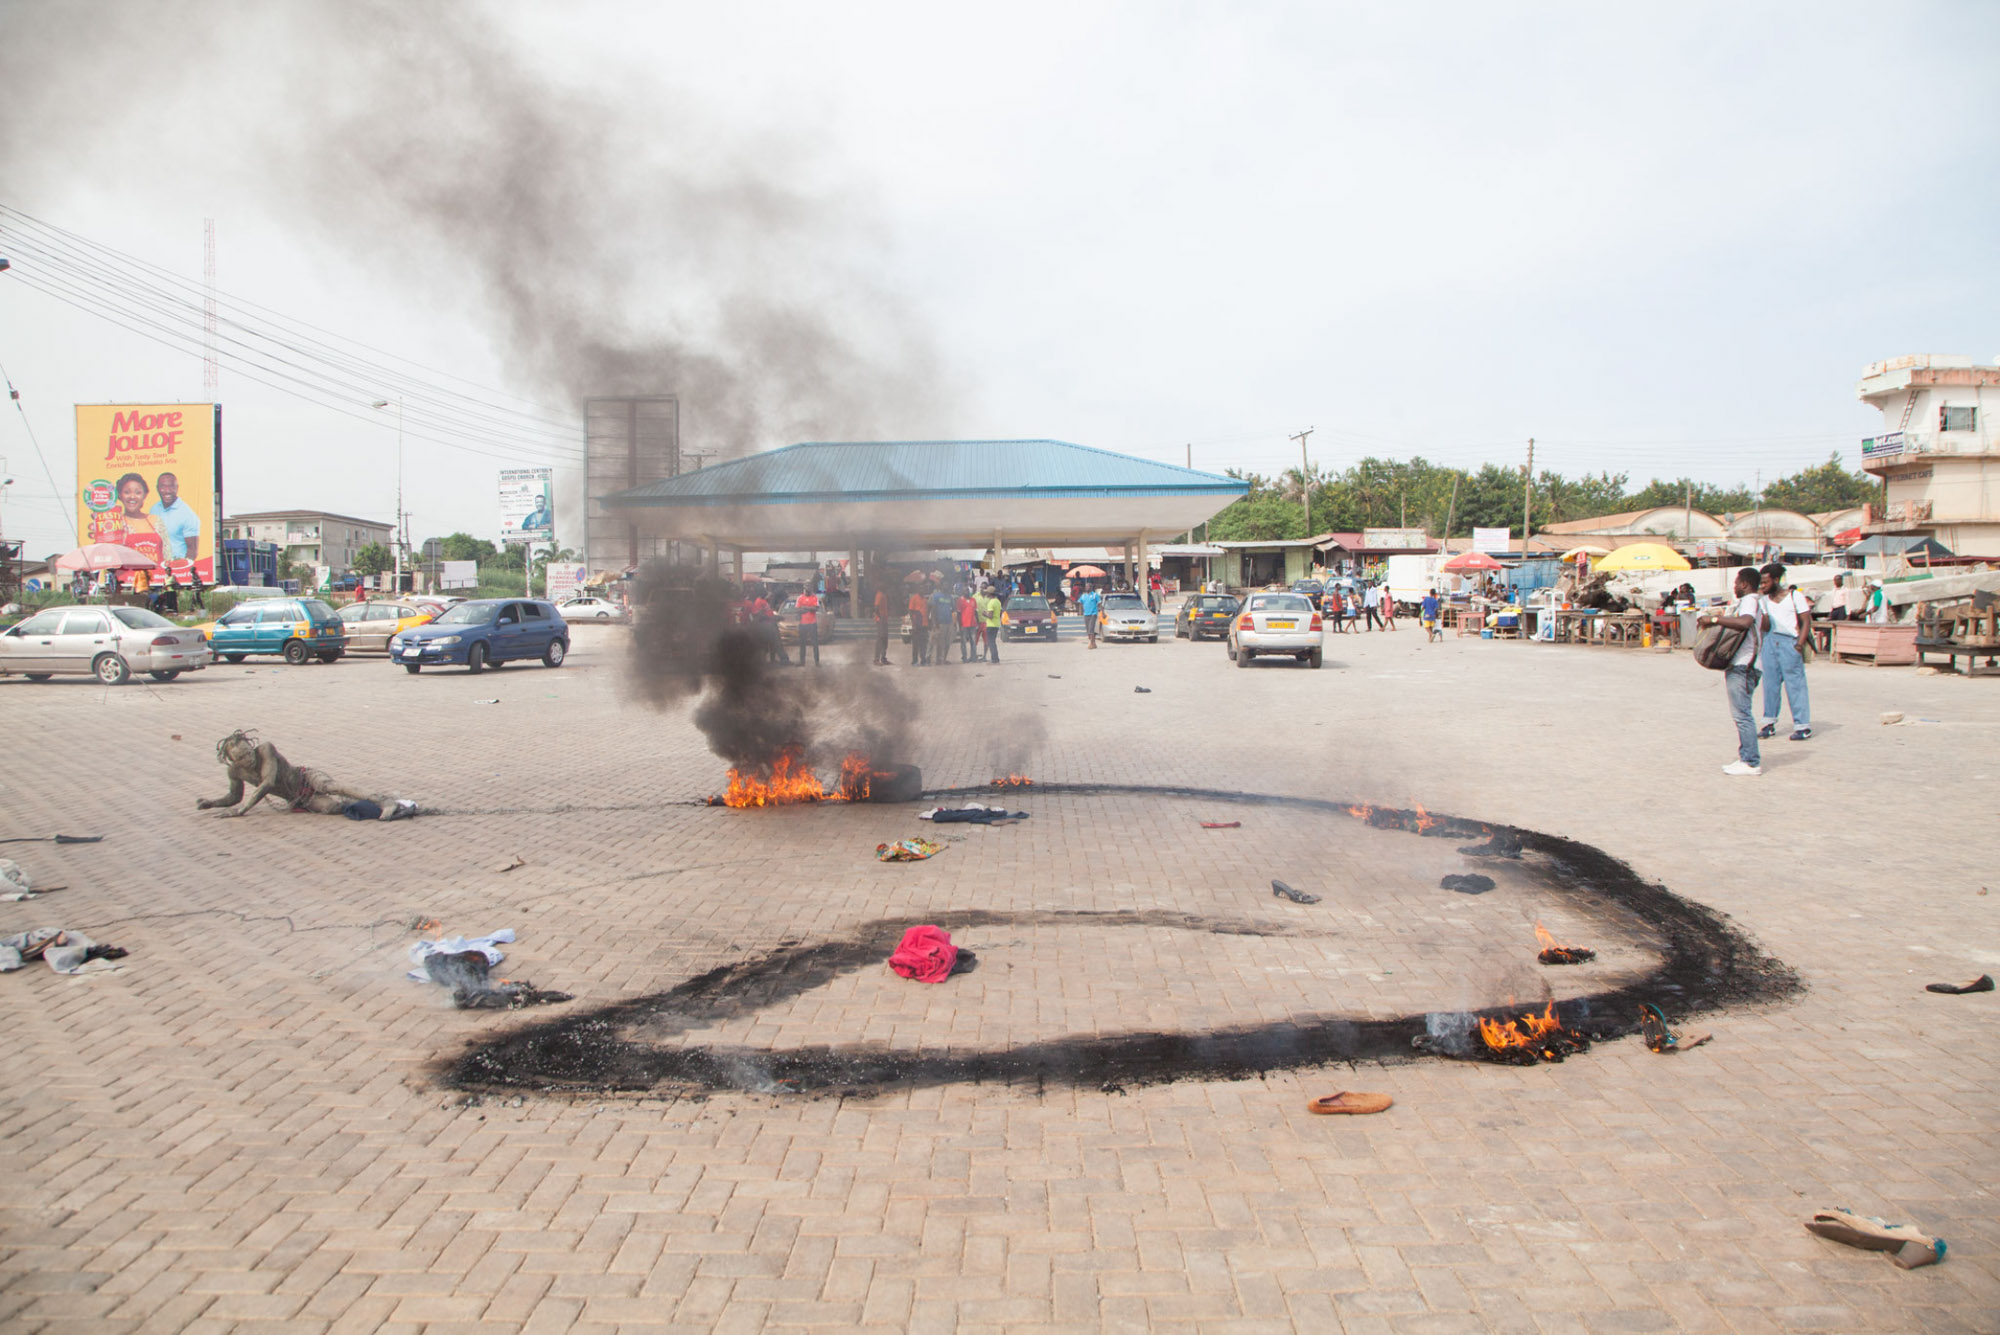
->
<box><xmin>597</xmin><ymin>439</ymin><xmax>1247</xmax><ymax>553</ymax></box>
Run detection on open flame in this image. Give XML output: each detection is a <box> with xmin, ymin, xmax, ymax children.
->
<box><xmin>1534</xmin><ymin>923</ymin><xmax>1596</xmax><ymax>965</ymax></box>
<box><xmin>1476</xmin><ymin>1001</ymin><xmax>1591</xmax><ymax>1063</ymax></box>
<box><xmin>991</xmin><ymin>775</ymin><xmax>1034</xmax><ymax>787</ymax></box>
<box><xmin>719</xmin><ymin>748</ymin><xmax>873</xmax><ymax>807</ymax></box>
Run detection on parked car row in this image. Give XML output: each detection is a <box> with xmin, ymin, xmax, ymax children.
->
<box><xmin>1</xmin><ymin>597</ymin><xmax>571</xmax><ymax>683</ymax></box>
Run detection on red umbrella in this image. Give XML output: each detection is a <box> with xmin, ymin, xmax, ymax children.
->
<box><xmin>1441</xmin><ymin>550</ymin><xmax>1503</xmax><ymax>572</ymax></box>
<box><xmin>53</xmin><ymin>543</ymin><xmax>159</xmax><ymax>573</ymax></box>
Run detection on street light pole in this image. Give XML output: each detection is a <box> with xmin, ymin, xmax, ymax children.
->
<box><xmin>370</xmin><ymin>398</ymin><xmax>404</xmax><ymax>591</ymax></box>
<box><xmin>1289</xmin><ymin>426</ymin><xmax>1315</xmax><ymax>540</ymax></box>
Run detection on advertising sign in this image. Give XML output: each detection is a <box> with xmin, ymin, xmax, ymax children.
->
<box><xmin>499</xmin><ymin>467</ymin><xmax>554</xmax><ymax>543</ymax></box>
<box><xmin>1361</xmin><ymin>527</ymin><xmax>1428</xmax><ymax>551</ymax></box>
<box><xmin>75</xmin><ymin>404</ymin><xmax>217</xmax><ymax>582</ymax></box>
<box><xmin>1471</xmin><ymin>526</ymin><xmax>1512</xmax><ymax>554</ymax></box>
<box><xmin>545</xmin><ymin>562</ymin><xmax>588</xmax><ymax>603</ymax></box>
<box><xmin>439</xmin><ymin>560</ymin><xmax>479</xmax><ymax>590</ymax></box>
<box><xmin>1861</xmin><ymin>432</ymin><xmax>1905</xmax><ymax>461</ymax></box>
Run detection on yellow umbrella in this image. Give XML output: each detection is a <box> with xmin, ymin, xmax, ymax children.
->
<box><xmin>1559</xmin><ymin>545</ymin><xmax>1610</xmax><ymax>560</ymax></box>
<box><xmin>1595</xmin><ymin>542</ymin><xmax>1690</xmax><ymax>573</ymax></box>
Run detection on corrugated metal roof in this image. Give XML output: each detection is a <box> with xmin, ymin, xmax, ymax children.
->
<box><xmin>602</xmin><ymin>440</ymin><xmax>1247</xmax><ymax>508</ymax></box>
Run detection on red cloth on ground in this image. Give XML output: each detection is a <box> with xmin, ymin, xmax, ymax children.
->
<box><xmin>887</xmin><ymin>925</ymin><xmax>957</xmax><ymax>983</ymax></box>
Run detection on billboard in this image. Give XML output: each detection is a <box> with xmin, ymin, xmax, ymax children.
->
<box><xmin>1861</xmin><ymin>432</ymin><xmax>1904</xmax><ymax>461</ymax></box>
<box><xmin>1471</xmin><ymin>526</ymin><xmax>1512</xmax><ymax>554</ymax></box>
<box><xmin>545</xmin><ymin>561</ymin><xmax>588</xmax><ymax>603</ymax></box>
<box><xmin>76</xmin><ymin>404</ymin><xmax>218</xmax><ymax>582</ymax></box>
<box><xmin>499</xmin><ymin>466</ymin><xmax>553</xmax><ymax>543</ymax></box>
<box><xmin>1361</xmin><ymin>527</ymin><xmax>1428</xmax><ymax>550</ymax></box>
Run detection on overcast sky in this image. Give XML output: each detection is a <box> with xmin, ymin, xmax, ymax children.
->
<box><xmin>2</xmin><ymin>0</ymin><xmax>1996</xmax><ymax>557</ymax></box>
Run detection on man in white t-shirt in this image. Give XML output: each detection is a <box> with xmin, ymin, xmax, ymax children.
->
<box><xmin>1757</xmin><ymin>563</ymin><xmax>1813</xmax><ymax>742</ymax></box>
<box><xmin>1698</xmin><ymin>566</ymin><xmax>1769</xmax><ymax>776</ymax></box>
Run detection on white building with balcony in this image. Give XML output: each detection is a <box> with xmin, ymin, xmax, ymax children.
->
<box><xmin>1857</xmin><ymin>354</ymin><xmax>2000</xmax><ymax>557</ymax></box>
<box><xmin>218</xmin><ymin>510</ymin><xmax>393</xmax><ymax>576</ymax></box>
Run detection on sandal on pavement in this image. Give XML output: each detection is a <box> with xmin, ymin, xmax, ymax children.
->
<box><xmin>1308</xmin><ymin>1092</ymin><xmax>1392</xmax><ymax>1115</ymax></box>
<box><xmin>1925</xmin><ymin>974</ymin><xmax>1994</xmax><ymax>995</ymax></box>
<box><xmin>1805</xmin><ymin>1209</ymin><xmax>1947</xmax><ymax>1269</ymax></box>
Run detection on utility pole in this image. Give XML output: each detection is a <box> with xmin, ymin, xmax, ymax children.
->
<box><xmin>1444</xmin><ymin>471</ymin><xmax>1461</xmax><ymax>543</ymax></box>
<box><xmin>1683</xmin><ymin>479</ymin><xmax>1692</xmax><ymax>547</ymax></box>
<box><xmin>1521</xmin><ymin>437</ymin><xmax>1535</xmax><ymax>550</ymax></box>
<box><xmin>1185</xmin><ymin>442</ymin><xmax>1192</xmax><ymax>469</ymax></box>
<box><xmin>1290</xmin><ymin>427</ymin><xmax>1315</xmax><ymax>537</ymax></box>
<box><xmin>202</xmin><ymin>219</ymin><xmax>218</xmax><ymax>400</ymax></box>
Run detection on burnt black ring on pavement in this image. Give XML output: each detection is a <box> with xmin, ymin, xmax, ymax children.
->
<box><xmin>443</xmin><ymin>784</ymin><xmax>1803</xmax><ymax>1096</ymax></box>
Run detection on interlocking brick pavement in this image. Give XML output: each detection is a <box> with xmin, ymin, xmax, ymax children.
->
<box><xmin>1</xmin><ymin>618</ymin><xmax>1996</xmax><ymax>1332</ymax></box>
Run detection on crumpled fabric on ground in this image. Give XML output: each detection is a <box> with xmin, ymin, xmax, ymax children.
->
<box><xmin>888</xmin><ymin>925</ymin><xmax>958</xmax><ymax>983</ymax></box>
<box><xmin>345</xmin><ymin>798</ymin><xmax>419</xmax><ymax>821</ymax></box>
<box><xmin>0</xmin><ymin>859</ymin><xmax>30</xmax><ymax>896</ymax></box>
<box><xmin>918</xmin><ymin>805</ymin><xmax>1029</xmax><ymax>825</ymax></box>
<box><xmin>421</xmin><ymin>950</ymin><xmax>571</xmax><ymax>1010</ymax></box>
<box><xmin>407</xmin><ymin>929</ymin><xmax>515</xmax><ymax>981</ymax></box>
<box><xmin>876</xmin><ymin>838</ymin><xmax>943</xmax><ymax>862</ymax></box>
<box><xmin>1</xmin><ymin>929</ymin><xmax>125</xmax><ymax>974</ymax></box>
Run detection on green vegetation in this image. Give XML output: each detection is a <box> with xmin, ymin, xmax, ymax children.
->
<box><xmin>1200</xmin><ymin>452</ymin><xmax>1874</xmax><ymax>543</ymax></box>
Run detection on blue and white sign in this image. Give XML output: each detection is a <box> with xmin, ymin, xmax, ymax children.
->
<box><xmin>1861</xmin><ymin>431</ymin><xmax>1905</xmax><ymax>461</ymax></box>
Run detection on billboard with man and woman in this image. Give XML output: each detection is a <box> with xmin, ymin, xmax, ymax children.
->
<box><xmin>75</xmin><ymin>403</ymin><xmax>218</xmax><ymax>583</ymax></box>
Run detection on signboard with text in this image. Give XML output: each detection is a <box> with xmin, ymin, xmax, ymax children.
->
<box><xmin>1361</xmin><ymin>527</ymin><xmax>1428</xmax><ymax>550</ymax></box>
<box><xmin>545</xmin><ymin>562</ymin><xmax>588</xmax><ymax>603</ymax></box>
<box><xmin>1471</xmin><ymin>526</ymin><xmax>1512</xmax><ymax>554</ymax></box>
<box><xmin>499</xmin><ymin>467</ymin><xmax>554</xmax><ymax>543</ymax></box>
<box><xmin>1861</xmin><ymin>432</ymin><xmax>1905</xmax><ymax>461</ymax></box>
<box><xmin>75</xmin><ymin>403</ymin><xmax>218</xmax><ymax>583</ymax></box>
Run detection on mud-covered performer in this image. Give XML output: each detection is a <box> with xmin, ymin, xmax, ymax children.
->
<box><xmin>197</xmin><ymin>730</ymin><xmax>414</xmax><ymax>819</ymax></box>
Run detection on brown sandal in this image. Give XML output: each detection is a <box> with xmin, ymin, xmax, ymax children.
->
<box><xmin>1308</xmin><ymin>1092</ymin><xmax>1392</xmax><ymax>1115</ymax></box>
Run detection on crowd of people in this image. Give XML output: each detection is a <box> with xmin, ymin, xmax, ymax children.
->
<box><xmin>876</xmin><ymin>572</ymin><xmax>1008</xmax><ymax>666</ymax></box>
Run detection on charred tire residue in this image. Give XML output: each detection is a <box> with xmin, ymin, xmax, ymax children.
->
<box><xmin>444</xmin><ymin>784</ymin><xmax>1801</xmax><ymax>1096</ymax></box>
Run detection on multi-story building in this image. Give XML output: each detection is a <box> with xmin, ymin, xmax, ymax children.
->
<box><xmin>1857</xmin><ymin>354</ymin><xmax>2000</xmax><ymax>557</ymax></box>
<box><xmin>218</xmin><ymin>510</ymin><xmax>394</xmax><ymax>576</ymax></box>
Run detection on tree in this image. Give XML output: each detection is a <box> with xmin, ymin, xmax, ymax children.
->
<box><xmin>1759</xmin><ymin>453</ymin><xmax>1875</xmax><ymax>514</ymax></box>
<box><xmin>352</xmin><ymin>543</ymin><xmax>393</xmax><ymax>577</ymax></box>
<box><xmin>1626</xmin><ymin>477</ymin><xmax>1757</xmax><ymax>517</ymax></box>
<box><xmin>429</xmin><ymin>532</ymin><xmax>499</xmax><ymax>564</ymax></box>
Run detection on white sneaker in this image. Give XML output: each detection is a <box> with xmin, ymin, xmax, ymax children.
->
<box><xmin>1721</xmin><ymin>761</ymin><xmax>1762</xmax><ymax>776</ymax></box>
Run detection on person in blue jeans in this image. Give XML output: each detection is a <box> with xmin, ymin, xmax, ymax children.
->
<box><xmin>1699</xmin><ymin>567</ymin><xmax>1769</xmax><ymax>776</ymax></box>
<box><xmin>1757</xmin><ymin>563</ymin><xmax>1813</xmax><ymax>742</ymax></box>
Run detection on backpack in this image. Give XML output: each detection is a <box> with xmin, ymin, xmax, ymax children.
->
<box><xmin>1694</xmin><ymin>599</ymin><xmax>1763</xmax><ymax>671</ymax></box>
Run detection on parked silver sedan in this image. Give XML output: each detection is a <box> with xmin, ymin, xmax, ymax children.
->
<box><xmin>1226</xmin><ymin>591</ymin><xmax>1323</xmax><ymax>668</ymax></box>
<box><xmin>0</xmin><ymin>605</ymin><xmax>209</xmax><ymax>683</ymax></box>
<box><xmin>1098</xmin><ymin>591</ymin><xmax>1159</xmax><ymax>642</ymax></box>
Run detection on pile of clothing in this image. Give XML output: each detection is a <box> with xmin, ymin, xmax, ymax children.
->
<box><xmin>407</xmin><ymin>928</ymin><xmax>570</xmax><ymax>1010</ymax></box>
<box><xmin>1</xmin><ymin>929</ymin><xmax>127</xmax><ymax>975</ymax></box>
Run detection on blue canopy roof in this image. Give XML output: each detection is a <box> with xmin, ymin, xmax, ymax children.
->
<box><xmin>596</xmin><ymin>439</ymin><xmax>1248</xmax><ymax>551</ymax></box>
<box><xmin>602</xmin><ymin>439</ymin><xmax>1244</xmax><ymax>508</ymax></box>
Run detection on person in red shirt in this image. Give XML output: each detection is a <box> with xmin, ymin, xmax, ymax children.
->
<box><xmin>907</xmin><ymin>587</ymin><xmax>929</xmax><ymax>665</ymax></box>
<box><xmin>796</xmin><ymin>588</ymin><xmax>821</xmax><ymax>666</ymax></box>
<box><xmin>957</xmin><ymin>588</ymin><xmax>978</xmax><ymax>661</ymax></box>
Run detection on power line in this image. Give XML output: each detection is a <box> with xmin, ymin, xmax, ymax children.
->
<box><xmin>0</xmin><ymin>357</ymin><xmax>80</xmax><ymax>545</ymax></box>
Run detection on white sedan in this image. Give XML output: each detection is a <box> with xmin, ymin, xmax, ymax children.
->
<box><xmin>0</xmin><ymin>605</ymin><xmax>209</xmax><ymax>683</ymax></box>
<box><xmin>1097</xmin><ymin>592</ymin><xmax>1159</xmax><ymax>642</ymax></box>
<box><xmin>558</xmin><ymin>597</ymin><xmax>627</xmax><ymax>622</ymax></box>
<box><xmin>1227</xmin><ymin>591</ymin><xmax>1324</xmax><ymax>668</ymax></box>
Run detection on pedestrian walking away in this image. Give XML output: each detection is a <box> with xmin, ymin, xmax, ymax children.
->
<box><xmin>1420</xmin><ymin>590</ymin><xmax>1441</xmax><ymax>643</ymax></box>
<box><xmin>980</xmin><ymin>587</ymin><xmax>1004</xmax><ymax>662</ymax></box>
<box><xmin>1757</xmin><ymin>563</ymin><xmax>1813</xmax><ymax>741</ymax></box>
<box><xmin>1699</xmin><ymin>566</ymin><xmax>1769</xmax><ymax>775</ymax></box>
<box><xmin>1078</xmin><ymin>586</ymin><xmax>1101</xmax><ymax>648</ymax></box>
<box><xmin>795</xmin><ymin>588</ymin><xmax>820</xmax><ymax>666</ymax></box>
<box><xmin>873</xmin><ymin>586</ymin><xmax>892</xmax><ymax>665</ymax></box>
<box><xmin>928</xmin><ymin>585</ymin><xmax>955</xmax><ymax>666</ymax></box>
<box><xmin>957</xmin><ymin>588</ymin><xmax>978</xmax><ymax>661</ymax></box>
<box><xmin>1364</xmin><ymin>583</ymin><xmax>1384</xmax><ymax>631</ymax></box>
<box><xmin>907</xmin><ymin>587</ymin><xmax>929</xmax><ymax>665</ymax></box>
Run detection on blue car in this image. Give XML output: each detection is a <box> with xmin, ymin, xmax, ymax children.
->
<box><xmin>389</xmin><ymin>598</ymin><xmax>569</xmax><ymax>674</ymax></box>
<box><xmin>207</xmin><ymin>597</ymin><xmax>346</xmax><ymax>664</ymax></box>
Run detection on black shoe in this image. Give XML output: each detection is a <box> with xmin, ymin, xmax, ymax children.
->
<box><xmin>1757</xmin><ymin>724</ymin><xmax>1776</xmax><ymax>739</ymax></box>
<box><xmin>1790</xmin><ymin>728</ymin><xmax>1812</xmax><ymax>741</ymax></box>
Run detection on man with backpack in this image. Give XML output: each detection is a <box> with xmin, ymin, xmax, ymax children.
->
<box><xmin>1697</xmin><ymin>567</ymin><xmax>1770</xmax><ymax>776</ymax></box>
